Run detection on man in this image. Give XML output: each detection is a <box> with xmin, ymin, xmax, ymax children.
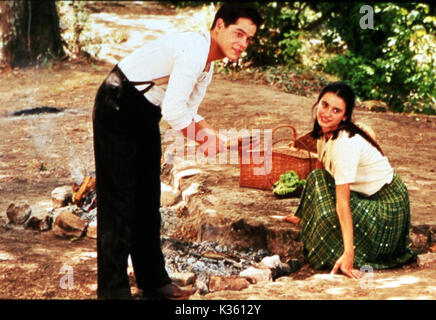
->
<box><xmin>92</xmin><ymin>3</ymin><xmax>262</xmax><ymax>300</ymax></box>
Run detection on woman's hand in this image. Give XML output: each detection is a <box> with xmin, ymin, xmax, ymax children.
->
<box><xmin>331</xmin><ymin>253</ymin><xmax>363</xmax><ymax>279</ymax></box>
<box><xmin>283</xmin><ymin>214</ymin><xmax>300</xmax><ymax>225</ymax></box>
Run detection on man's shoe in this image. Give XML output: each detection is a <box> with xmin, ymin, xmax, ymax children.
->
<box><xmin>155</xmin><ymin>283</ymin><xmax>196</xmax><ymax>300</ymax></box>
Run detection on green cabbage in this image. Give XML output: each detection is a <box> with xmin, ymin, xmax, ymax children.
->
<box><xmin>273</xmin><ymin>170</ymin><xmax>306</xmax><ymax>196</ymax></box>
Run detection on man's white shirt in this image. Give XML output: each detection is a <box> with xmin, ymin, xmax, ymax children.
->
<box><xmin>118</xmin><ymin>30</ymin><xmax>214</xmax><ymax>130</ymax></box>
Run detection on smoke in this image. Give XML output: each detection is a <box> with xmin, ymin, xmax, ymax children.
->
<box><xmin>30</xmin><ymin>118</ymin><xmax>55</xmax><ymax>159</ymax></box>
<box><xmin>27</xmin><ymin>116</ymin><xmax>87</xmax><ymax>184</ymax></box>
<box><xmin>68</xmin><ymin>148</ymin><xmax>85</xmax><ymax>185</ymax></box>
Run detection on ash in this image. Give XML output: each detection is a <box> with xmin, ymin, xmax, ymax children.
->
<box><xmin>161</xmin><ymin>236</ymin><xmax>271</xmax><ymax>282</ymax></box>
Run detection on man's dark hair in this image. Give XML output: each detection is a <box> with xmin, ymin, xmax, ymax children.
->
<box><xmin>210</xmin><ymin>3</ymin><xmax>263</xmax><ymax>30</ymax></box>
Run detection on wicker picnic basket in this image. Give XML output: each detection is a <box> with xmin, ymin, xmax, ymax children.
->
<box><xmin>239</xmin><ymin>125</ymin><xmax>323</xmax><ymax>190</ymax></box>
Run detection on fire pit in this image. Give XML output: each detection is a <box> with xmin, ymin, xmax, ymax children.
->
<box><xmin>9</xmin><ymin>106</ymin><xmax>63</xmax><ymax>117</ymax></box>
<box><xmin>161</xmin><ymin>236</ymin><xmax>270</xmax><ymax>282</ymax></box>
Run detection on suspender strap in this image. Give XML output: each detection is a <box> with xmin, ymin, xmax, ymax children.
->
<box><xmin>113</xmin><ymin>65</ymin><xmax>156</xmax><ymax>95</ymax></box>
<box><xmin>132</xmin><ymin>75</ymin><xmax>171</xmax><ymax>94</ymax></box>
<box><xmin>134</xmin><ymin>81</ymin><xmax>155</xmax><ymax>95</ymax></box>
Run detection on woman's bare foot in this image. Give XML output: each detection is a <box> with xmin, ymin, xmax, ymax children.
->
<box><xmin>283</xmin><ymin>214</ymin><xmax>300</xmax><ymax>225</ymax></box>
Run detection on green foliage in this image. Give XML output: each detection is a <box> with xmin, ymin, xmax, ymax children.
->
<box><xmin>278</xmin><ymin>30</ymin><xmax>303</xmax><ymax>65</ymax></box>
<box><xmin>172</xmin><ymin>1</ymin><xmax>435</xmax><ymax>114</ymax></box>
<box><xmin>317</xmin><ymin>2</ymin><xmax>435</xmax><ymax>114</ymax></box>
<box><xmin>170</xmin><ymin>1</ymin><xmax>319</xmax><ymax>71</ymax></box>
<box><xmin>167</xmin><ymin>1</ymin><xmax>211</xmax><ymax>8</ymax></box>
<box><xmin>246</xmin><ymin>2</ymin><xmax>319</xmax><ymax>67</ymax></box>
<box><xmin>37</xmin><ymin>48</ymin><xmax>54</xmax><ymax>68</ymax></box>
<box><xmin>259</xmin><ymin>65</ymin><xmax>329</xmax><ymax>96</ymax></box>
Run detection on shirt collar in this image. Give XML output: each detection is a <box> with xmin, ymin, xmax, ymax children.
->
<box><xmin>201</xmin><ymin>29</ymin><xmax>211</xmax><ymax>44</ymax></box>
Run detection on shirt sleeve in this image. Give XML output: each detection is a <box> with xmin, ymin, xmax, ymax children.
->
<box><xmin>188</xmin><ymin>64</ymin><xmax>213</xmax><ymax>123</ymax></box>
<box><xmin>160</xmin><ymin>31</ymin><xmax>214</xmax><ymax>131</ymax></box>
<box><xmin>330</xmin><ymin>134</ymin><xmax>361</xmax><ymax>185</ymax></box>
<box><xmin>160</xmin><ymin>48</ymin><xmax>203</xmax><ymax>130</ymax></box>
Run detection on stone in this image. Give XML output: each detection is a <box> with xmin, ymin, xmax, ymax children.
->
<box><xmin>86</xmin><ymin>220</ymin><xmax>97</xmax><ymax>239</ymax></box>
<box><xmin>52</xmin><ymin>210</ymin><xmax>86</xmax><ymax>239</ymax></box>
<box><xmin>259</xmin><ymin>255</ymin><xmax>281</xmax><ymax>270</ymax></box>
<box><xmin>360</xmin><ymin>100</ymin><xmax>388</xmax><ymax>113</ymax></box>
<box><xmin>174</xmin><ymin>169</ymin><xmax>202</xmax><ymax>190</ymax></box>
<box><xmin>171</xmin><ymin>272</ymin><xmax>197</xmax><ymax>286</ymax></box>
<box><xmin>182</xmin><ymin>183</ymin><xmax>200</xmax><ymax>205</ymax></box>
<box><xmin>25</xmin><ymin>209</ymin><xmax>53</xmax><ymax>231</ymax></box>
<box><xmin>239</xmin><ymin>267</ymin><xmax>272</xmax><ymax>284</ymax></box>
<box><xmin>81</xmin><ymin>208</ymin><xmax>97</xmax><ymax>223</ymax></box>
<box><xmin>208</xmin><ymin>275</ymin><xmax>250</xmax><ymax>292</ymax></box>
<box><xmin>161</xmin><ymin>182</ymin><xmax>180</xmax><ymax>207</ymax></box>
<box><xmin>53</xmin><ymin>205</ymin><xmax>83</xmax><ymax>221</ymax></box>
<box><xmin>410</xmin><ymin>232</ymin><xmax>428</xmax><ymax>249</ymax></box>
<box><xmin>195</xmin><ymin>279</ymin><xmax>209</xmax><ymax>295</ymax></box>
<box><xmin>51</xmin><ymin>186</ymin><xmax>73</xmax><ymax>209</ymax></box>
<box><xmin>271</xmin><ymin>262</ymin><xmax>294</xmax><ymax>280</ymax></box>
<box><xmin>417</xmin><ymin>253</ymin><xmax>436</xmax><ymax>268</ymax></box>
<box><xmin>6</xmin><ymin>202</ymin><xmax>32</xmax><ymax>224</ymax></box>
<box><xmin>430</xmin><ymin>228</ymin><xmax>436</xmax><ymax>244</ymax></box>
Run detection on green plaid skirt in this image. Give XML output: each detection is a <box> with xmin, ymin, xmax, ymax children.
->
<box><xmin>295</xmin><ymin>169</ymin><xmax>416</xmax><ymax>270</ymax></box>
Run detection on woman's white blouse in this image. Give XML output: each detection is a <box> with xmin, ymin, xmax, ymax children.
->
<box><xmin>317</xmin><ymin>130</ymin><xmax>394</xmax><ymax>196</ymax></box>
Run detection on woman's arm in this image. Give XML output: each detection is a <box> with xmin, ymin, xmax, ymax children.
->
<box><xmin>336</xmin><ymin>184</ymin><xmax>355</xmax><ymax>257</ymax></box>
<box><xmin>331</xmin><ymin>183</ymin><xmax>363</xmax><ymax>279</ymax></box>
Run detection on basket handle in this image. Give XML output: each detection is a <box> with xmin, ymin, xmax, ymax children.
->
<box><xmin>271</xmin><ymin>125</ymin><xmax>298</xmax><ymax>148</ymax></box>
<box><xmin>262</xmin><ymin>125</ymin><xmax>318</xmax><ymax>186</ymax></box>
<box><xmin>268</xmin><ymin>125</ymin><xmax>313</xmax><ymax>160</ymax></box>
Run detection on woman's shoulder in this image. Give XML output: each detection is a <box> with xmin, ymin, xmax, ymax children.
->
<box><xmin>331</xmin><ymin>131</ymin><xmax>364</xmax><ymax>153</ymax></box>
<box><xmin>336</xmin><ymin>130</ymin><xmax>357</xmax><ymax>143</ymax></box>
<box><xmin>355</xmin><ymin>122</ymin><xmax>377</xmax><ymax>140</ymax></box>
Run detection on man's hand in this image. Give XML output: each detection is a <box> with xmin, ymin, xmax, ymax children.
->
<box><xmin>197</xmin><ymin>131</ymin><xmax>227</xmax><ymax>157</ymax></box>
<box><xmin>180</xmin><ymin>120</ymin><xmax>227</xmax><ymax>157</ymax></box>
<box><xmin>180</xmin><ymin>120</ymin><xmax>261</xmax><ymax>157</ymax></box>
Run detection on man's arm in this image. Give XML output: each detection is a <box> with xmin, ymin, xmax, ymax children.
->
<box><xmin>180</xmin><ymin>120</ymin><xmax>228</xmax><ymax>156</ymax></box>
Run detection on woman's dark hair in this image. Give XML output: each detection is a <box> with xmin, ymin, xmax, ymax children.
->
<box><xmin>310</xmin><ymin>81</ymin><xmax>384</xmax><ymax>154</ymax></box>
<box><xmin>210</xmin><ymin>3</ymin><xmax>263</xmax><ymax>30</ymax></box>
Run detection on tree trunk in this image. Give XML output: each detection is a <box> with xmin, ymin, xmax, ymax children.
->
<box><xmin>0</xmin><ymin>0</ymin><xmax>64</xmax><ymax>67</ymax></box>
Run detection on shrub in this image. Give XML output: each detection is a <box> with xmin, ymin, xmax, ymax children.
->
<box><xmin>318</xmin><ymin>2</ymin><xmax>435</xmax><ymax>114</ymax></box>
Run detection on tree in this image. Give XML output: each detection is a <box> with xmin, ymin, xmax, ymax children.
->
<box><xmin>246</xmin><ymin>2</ymin><xmax>322</xmax><ymax>67</ymax></box>
<box><xmin>318</xmin><ymin>2</ymin><xmax>435</xmax><ymax>113</ymax></box>
<box><xmin>0</xmin><ymin>0</ymin><xmax>64</xmax><ymax>67</ymax></box>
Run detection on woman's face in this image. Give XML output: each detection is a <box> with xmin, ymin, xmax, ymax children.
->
<box><xmin>316</xmin><ymin>92</ymin><xmax>347</xmax><ymax>136</ymax></box>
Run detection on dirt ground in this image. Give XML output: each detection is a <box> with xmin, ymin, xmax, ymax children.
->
<box><xmin>0</xmin><ymin>2</ymin><xmax>435</xmax><ymax>301</ymax></box>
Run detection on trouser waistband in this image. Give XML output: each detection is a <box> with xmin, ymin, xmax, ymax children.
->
<box><xmin>112</xmin><ymin>65</ymin><xmax>155</xmax><ymax>95</ymax></box>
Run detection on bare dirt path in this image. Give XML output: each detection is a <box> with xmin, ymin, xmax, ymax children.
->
<box><xmin>0</xmin><ymin>1</ymin><xmax>435</xmax><ymax>300</ymax></box>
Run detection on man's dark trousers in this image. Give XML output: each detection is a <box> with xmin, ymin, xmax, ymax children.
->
<box><xmin>92</xmin><ymin>67</ymin><xmax>171</xmax><ymax>299</ymax></box>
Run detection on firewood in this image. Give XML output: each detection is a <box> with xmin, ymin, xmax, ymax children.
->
<box><xmin>72</xmin><ymin>176</ymin><xmax>96</xmax><ymax>204</ymax></box>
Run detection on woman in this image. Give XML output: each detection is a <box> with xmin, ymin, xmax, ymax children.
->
<box><xmin>284</xmin><ymin>82</ymin><xmax>416</xmax><ymax>279</ymax></box>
